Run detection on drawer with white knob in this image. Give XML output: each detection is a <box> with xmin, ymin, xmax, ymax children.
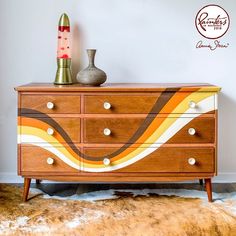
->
<box><xmin>84</xmin><ymin>93</ymin><xmax>216</xmax><ymax>114</ymax></box>
<box><xmin>82</xmin><ymin>147</ymin><xmax>215</xmax><ymax>173</ymax></box>
<box><xmin>19</xmin><ymin>117</ymin><xmax>81</xmax><ymax>143</ymax></box>
<box><xmin>84</xmin><ymin>94</ymin><xmax>161</xmax><ymax>114</ymax></box>
<box><xmin>20</xmin><ymin>94</ymin><xmax>81</xmax><ymax>114</ymax></box>
<box><xmin>20</xmin><ymin>145</ymin><xmax>80</xmax><ymax>174</ymax></box>
<box><xmin>83</xmin><ymin>117</ymin><xmax>215</xmax><ymax>144</ymax></box>
<box><xmin>83</xmin><ymin>118</ymin><xmax>145</xmax><ymax>144</ymax></box>
<box><xmin>166</xmin><ymin>117</ymin><xmax>215</xmax><ymax>144</ymax></box>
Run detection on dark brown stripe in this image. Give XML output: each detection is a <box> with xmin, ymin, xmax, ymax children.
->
<box><xmin>19</xmin><ymin>89</ymin><xmax>179</xmax><ymax>161</ymax></box>
<box><xmin>105</xmin><ymin>89</ymin><xmax>179</xmax><ymax>158</ymax></box>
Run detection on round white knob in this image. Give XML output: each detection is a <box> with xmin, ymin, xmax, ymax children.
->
<box><xmin>47</xmin><ymin>157</ymin><xmax>54</xmax><ymax>165</ymax></box>
<box><xmin>47</xmin><ymin>102</ymin><xmax>54</xmax><ymax>109</ymax></box>
<box><xmin>103</xmin><ymin>158</ymin><xmax>110</xmax><ymax>166</ymax></box>
<box><xmin>47</xmin><ymin>128</ymin><xmax>54</xmax><ymax>135</ymax></box>
<box><xmin>189</xmin><ymin>101</ymin><xmax>197</xmax><ymax>109</ymax></box>
<box><xmin>103</xmin><ymin>128</ymin><xmax>111</xmax><ymax>136</ymax></box>
<box><xmin>188</xmin><ymin>158</ymin><xmax>196</xmax><ymax>165</ymax></box>
<box><xmin>188</xmin><ymin>128</ymin><xmax>196</xmax><ymax>136</ymax></box>
<box><xmin>104</xmin><ymin>102</ymin><xmax>111</xmax><ymax>110</ymax></box>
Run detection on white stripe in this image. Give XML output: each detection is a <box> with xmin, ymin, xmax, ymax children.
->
<box><xmin>83</xmin><ymin>95</ymin><xmax>215</xmax><ymax>172</ymax></box>
<box><xmin>153</xmin><ymin>95</ymin><xmax>215</xmax><ymax>146</ymax></box>
<box><xmin>19</xmin><ymin>135</ymin><xmax>82</xmax><ymax>171</ymax></box>
<box><xmin>19</xmin><ymin>95</ymin><xmax>215</xmax><ymax>172</ymax></box>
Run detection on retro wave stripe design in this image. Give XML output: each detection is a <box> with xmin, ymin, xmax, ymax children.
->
<box><xmin>18</xmin><ymin>89</ymin><xmax>217</xmax><ymax>172</ymax></box>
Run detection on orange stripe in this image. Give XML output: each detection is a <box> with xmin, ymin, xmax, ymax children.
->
<box><xmin>102</xmin><ymin>90</ymin><xmax>199</xmax><ymax>164</ymax></box>
<box><xmin>20</xmin><ymin>117</ymin><xmax>80</xmax><ymax>160</ymax></box>
<box><xmin>20</xmin><ymin>88</ymin><xmax>200</xmax><ymax>166</ymax></box>
<box><xmin>136</xmin><ymin>91</ymin><xmax>195</xmax><ymax>143</ymax></box>
<box><xmin>82</xmin><ymin>89</ymin><xmax>200</xmax><ymax>164</ymax></box>
<box><xmin>109</xmin><ymin>90</ymin><xmax>198</xmax><ymax>163</ymax></box>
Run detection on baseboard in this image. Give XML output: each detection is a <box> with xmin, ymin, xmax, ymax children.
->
<box><xmin>0</xmin><ymin>172</ymin><xmax>236</xmax><ymax>183</ymax></box>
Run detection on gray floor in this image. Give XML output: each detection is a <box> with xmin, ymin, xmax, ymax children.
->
<box><xmin>19</xmin><ymin>182</ymin><xmax>236</xmax><ymax>197</ymax></box>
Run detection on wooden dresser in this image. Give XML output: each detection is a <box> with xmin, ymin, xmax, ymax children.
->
<box><xmin>15</xmin><ymin>83</ymin><xmax>221</xmax><ymax>202</ymax></box>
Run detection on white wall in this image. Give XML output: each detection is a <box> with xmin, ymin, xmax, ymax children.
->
<box><xmin>0</xmin><ymin>0</ymin><xmax>235</xmax><ymax>182</ymax></box>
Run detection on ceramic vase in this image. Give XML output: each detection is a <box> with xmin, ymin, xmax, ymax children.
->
<box><xmin>76</xmin><ymin>49</ymin><xmax>107</xmax><ymax>86</ymax></box>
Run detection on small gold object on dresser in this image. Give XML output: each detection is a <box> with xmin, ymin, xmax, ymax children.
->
<box><xmin>15</xmin><ymin>83</ymin><xmax>221</xmax><ymax>202</ymax></box>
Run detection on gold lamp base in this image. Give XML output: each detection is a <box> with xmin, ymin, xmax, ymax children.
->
<box><xmin>54</xmin><ymin>58</ymin><xmax>73</xmax><ymax>85</ymax></box>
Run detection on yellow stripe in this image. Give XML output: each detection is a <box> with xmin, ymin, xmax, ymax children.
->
<box><xmin>85</xmin><ymin>92</ymin><xmax>216</xmax><ymax>168</ymax></box>
<box><xmin>82</xmin><ymin>147</ymin><xmax>146</xmax><ymax>168</ymax></box>
<box><xmin>84</xmin><ymin>92</ymin><xmax>216</xmax><ymax>168</ymax></box>
<box><xmin>144</xmin><ymin>92</ymin><xmax>215</xmax><ymax>145</ymax></box>
<box><xmin>19</xmin><ymin>126</ymin><xmax>81</xmax><ymax>166</ymax></box>
<box><xmin>20</xmin><ymin>91</ymin><xmax>218</xmax><ymax>169</ymax></box>
<box><xmin>196</xmin><ymin>87</ymin><xmax>221</xmax><ymax>92</ymax></box>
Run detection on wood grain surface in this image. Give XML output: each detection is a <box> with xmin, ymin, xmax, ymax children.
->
<box><xmin>83</xmin><ymin>147</ymin><xmax>215</xmax><ymax>173</ymax></box>
<box><xmin>83</xmin><ymin>117</ymin><xmax>215</xmax><ymax>144</ymax></box>
<box><xmin>15</xmin><ymin>83</ymin><xmax>221</xmax><ymax>92</ymax></box>
<box><xmin>21</xmin><ymin>146</ymin><xmax>80</xmax><ymax>173</ymax></box>
<box><xmin>84</xmin><ymin>94</ymin><xmax>161</xmax><ymax>114</ymax></box>
<box><xmin>20</xmin><ymin>117</ymin><xmax>81</xmax><ymax>143</ymax></box>
<box><xmin>21</xmin><ymin>95</ymin><xmax>81</xmax><ymax>114</ymax></box>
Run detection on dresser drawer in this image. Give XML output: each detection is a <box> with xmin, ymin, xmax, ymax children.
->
<box><xmin>19</xmin><ymin>117</ymin><xmax>81</xmax><ymax>143</ymax></box>
<box><xmin>83</xmin><ymin>117</ymin><xmax>215</xmax><ymax>144</ymax></box>
<box><xmin>84</xmin><ymin>118</ymin><xmax>144</xmax><ymax>144</ymax></box>
<box><xmin>20</xmin><ymin>95</ymin><xmax>81</xmax><ymax>114</ymax></box>
<box><xmin>84</xmin><ymin>93</ymin><xmax>216</xmax><ymax>114</ymax></box>
<box><xmin>82</xmin><ymin>147</ymin><xmax>215</xmax><ymax>173</ymax></box>
<box><xmin>20</xmin><ymin>146</ymin><xmax>80</xmax><ymax>173</ymax></box>
<box><xmin>84</xmin><ymin>94</ymin><xmax>161</xmax><ymax>114</ymax></box>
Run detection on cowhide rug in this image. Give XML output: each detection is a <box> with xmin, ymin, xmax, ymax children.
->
<box><xmin>0</xmin><ymin>184</ymin><xmax>236</xmax><ymax>236</ymax></box>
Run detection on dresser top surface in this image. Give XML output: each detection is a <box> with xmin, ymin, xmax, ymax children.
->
<box><xmin>15</xmin><ymin>83</ymin><xmax>221</xmax><ymax>92</ymax></box>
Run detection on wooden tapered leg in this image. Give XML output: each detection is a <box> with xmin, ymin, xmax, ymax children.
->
<box><xmin>23</xmin><ymin>178</ymin><xmax>31</xmax><ymax>202</ymax></box>
<box><xmin>36</xmin><ymin>179</ymin><xmax>41</xmax><ymax>184</ymax></box>
<box><xmin>199</xmin><ymin>179</ymin><xmax>204</xmax><ymax>185</ymax></box>
<box><xmin>205</xmin><ymin>178</ymin><xmax>212</xmax><ymax>202</ymax></box>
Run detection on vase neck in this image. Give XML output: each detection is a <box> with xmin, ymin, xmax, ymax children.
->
<box><xmin>87</xmin><ymin>49</ymin><xmax>96</xmax><ymax>67</ymax></box>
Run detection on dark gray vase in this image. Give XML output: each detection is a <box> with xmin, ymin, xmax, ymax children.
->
<box><xmin>76</xmin><ymin>49</ymin><xmax>107</xmax><ymax>86</ymax></box>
